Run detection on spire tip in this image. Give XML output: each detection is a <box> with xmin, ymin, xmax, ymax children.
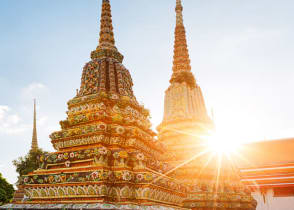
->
<box><xmin>91</xmin><ymin>0</ymin><xmax>123</xmax><ymax>62</ymax></box>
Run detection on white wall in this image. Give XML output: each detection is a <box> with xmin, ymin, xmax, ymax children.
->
<box><xmin>252</xmin><ymin>189</ymin><xmax>294</xmax><ymax>210</ymax></box>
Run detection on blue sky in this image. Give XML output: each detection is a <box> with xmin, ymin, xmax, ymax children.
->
<box><xmin>0</xmin><ymin>0</ymin><xmax>294</xmax><ymax>184</ymax></box>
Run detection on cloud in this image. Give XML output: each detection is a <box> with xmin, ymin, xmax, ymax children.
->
<box><xmin>0</xmin><ymin>106</ymin><xmax>10</xmax><ymax>121</ymax></box>
<box><xmin>0</xmin><ymin>83</ymin><xmax>51</xmax><ymax>136</ymax></box>
<box><xmin>0</xmin><ymin>106</ymin><xmax>29</xmax><ymax>135</ymax></box>
<box><xmin>21</xmin><ymin>82</ymin><xmax>48</xmax><ymax>100</ymax></box>
<box><xmin>38</xmin><ymin>116</ymin><xmax>47</xmax><ymax>125</ymax></box>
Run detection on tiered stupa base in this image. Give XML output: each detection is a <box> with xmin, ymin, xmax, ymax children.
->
<box><xmin>0</xmin><ymin>203</ymin><xmax>183</xmax><ymax>210</ymax></box>
<box><xmin>158</xmin><ymin>122</ymin><xmax>256</xmax><ymax>210</ymax></box>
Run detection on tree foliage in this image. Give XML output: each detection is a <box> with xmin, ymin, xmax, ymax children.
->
<box><xmin>0</xmin><ymin>173</ymin><xmax>14</xmax><ymax>205</ymax></box>
<box><xmin>13</xmin><ymin>149</ymin><xmax>48</xmax><ymax>179</ymax></box>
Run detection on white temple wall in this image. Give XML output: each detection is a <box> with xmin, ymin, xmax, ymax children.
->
<box><xmin>252</xmin><ymin>189</ymin><xmax>294</xmax><ymax>210</ymax></box>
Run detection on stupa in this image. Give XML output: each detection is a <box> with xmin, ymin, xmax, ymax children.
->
<box><xmin>157</xmin><ymin>0</ymin><xmax>257</xmax><ymax>209</ymax></box>
<box><xmin>2</xmin><ymin>0</ymin><xmax>257</xmax><ymax>209</ymax></box>
<box><xmin>31</xmin><ymin>99</ymin><xmax>39</xmax><ymax>152</ymax></box>
<box><xmin>11</xmin><ymin>100</ymin><xmax>39</xmax><ymax>204</ymax></box>
<box><xmin>5</xmin><ymin>0</ymin><xmax>186</xmax><ymax>209</ymax></box>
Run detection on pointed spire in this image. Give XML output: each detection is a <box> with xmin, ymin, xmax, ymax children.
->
<box><xmin>91</xmin><ymin>0</ymin><xmax>123</xmax><ymax>62</ymax></box>
<box><xmin>98</xmin><ymin>0</ymin><xmax>116</xmax><ymax>50</ymax></box>
<box><xmin>176</xmin><ymin>0</ymin><xmax>184</xmax><ymax>26</ymax></box>
<box><xmin>170</xmin><ymin>0</ymin><xmax>195</xmax><ymax>87</ymax></box>
<box><xmin>157</xmin><ymin>0</ymin><xmax>212</xmax><ymax>127</ymax></box>
<box><xmin>172</xmin><ymin>0</ymin><xmax>191</xmax><ymax>73</ymax></box>
<box><xmin>31</xmin><ymin>99</ymin><xmax>38</xmax><ymax>152</ymax></box>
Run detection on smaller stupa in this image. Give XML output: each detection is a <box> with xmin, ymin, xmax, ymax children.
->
<box><xmin>12</xmin><ymin>100</ymin><xmax>39</xmax><ymax>203</ymax></box>
<box><xmin>30</xmin><ymin>99</ymin><xmax>39</xmax><ymax>152</ymax></box>
<box><xmin>157</xmin><ymin>0</ymin><xmax>257</xmax><ymax>209</ymax></box>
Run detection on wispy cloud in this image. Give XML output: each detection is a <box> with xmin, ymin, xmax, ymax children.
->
<box><xmin>0</xmin><ymin>82</ymin><xmax>51</xmax><ymax>136</ymax></box>
<box><xmin>38</xmin><ymin>116</ymin><xmax>48</xmax><ymax>126</ymax></box>
<box><xmin>0</xmin><ymin>106</ymin><xmax>29</xmax><ymax>135</ymax></box>
<box><xmin>21</xmin><ymin>82</ymin><xmax>48</xmax><ymax>101</ymax></box>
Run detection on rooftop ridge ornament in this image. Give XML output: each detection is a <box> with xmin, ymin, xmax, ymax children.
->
<box><xmin>91</xmin><ymin>0</ymin><xmax>124</xmax><ymax>62</ymax></box>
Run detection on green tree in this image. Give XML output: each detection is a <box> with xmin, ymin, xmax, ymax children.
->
<box><xmin>0</xmin><ymin>173</ymin><xmax>14</xmax><ymax>205</ymax></box>
<box><xmin>13</xmin><ymin>149</ymin><xmax>48</xmax><ymax>179</ymax></box>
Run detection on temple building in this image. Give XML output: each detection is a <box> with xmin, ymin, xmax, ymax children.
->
<box><xmin>238</xmin><ymin>138</ymin><xmax>294</xmax><ymax>210</ymax></box>
<box><xmin>2</xmin><ymin>0</ymin><xmax>257</xmax><ymax>209</ymax></box>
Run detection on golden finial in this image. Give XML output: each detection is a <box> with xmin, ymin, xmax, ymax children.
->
<box><xmin>91</xmin><ymin>0</ymin><xmax>123</xmax><ymax>62</ymax></box>
<box><xmin>170</xmin><ymin>0</ymin><xmax>194</xmax><ymax>86</ymax></box>
<box><xmin>176</xmin><ymin>0</ymin><xmax>184</xmax><ymax>26</ymax></box>
<box><xmin>98</xmin><ymin>0</ymin><xmax>116</xmax><ymax>50</ymax></box>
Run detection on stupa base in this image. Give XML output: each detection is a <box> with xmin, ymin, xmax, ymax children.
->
<box><xmin>0</xmin><ymin>203</ymin><xmax>184</xmax><ymax>210</ymax></box>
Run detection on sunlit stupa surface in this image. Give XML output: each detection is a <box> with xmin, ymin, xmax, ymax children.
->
<box><xmin>2</xmin><ymin>0</ymin><xmax>257</xmax><ymax>209</ymax></box>
<box><xmin>157</xmin><ymin>0</ymin><xmax>256</xmax><ymax>209</ymax></box>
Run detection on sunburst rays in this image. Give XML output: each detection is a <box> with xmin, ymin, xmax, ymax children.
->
<box><xmin>151</xmin><ymin>125</ymin><xmax>254</xmax><ymax>197</ymax></box>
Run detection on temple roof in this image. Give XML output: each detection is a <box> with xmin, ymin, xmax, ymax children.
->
<box><xmin>237</xmin><ymin>138</ymin><xmax>294</xmax><ymax>168</ymax></box>
<box><xmin>238</xmin><ymin>138</ymin><xmax>294</xmax><ymax>190</ymax></box>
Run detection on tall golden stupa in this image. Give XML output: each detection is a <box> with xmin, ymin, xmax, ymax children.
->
<box><xmin>157</xmin><ymin>1</ymin><xmax>256</xmax><ymax>209</ymax></box>
<box><xmin>2</xmin><ymin>0</ymin><xmax>257</xmax><ymax>209</ymax></box>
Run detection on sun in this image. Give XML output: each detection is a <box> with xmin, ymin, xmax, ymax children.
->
<box><xmin>204</xmin><ymin>132</ymin><xmax>243</xmax><ymax>156</ymax></box>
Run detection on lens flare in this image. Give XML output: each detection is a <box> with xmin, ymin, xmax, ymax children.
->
<box><xmin>204</xmin><ymin>132</ymin><xmax>243</xmax><ymax>156</ymax></box>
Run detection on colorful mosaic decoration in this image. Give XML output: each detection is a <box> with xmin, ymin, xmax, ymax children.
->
<box><xmin>1</xmin><ymin>203</ymin><xmax>181</xmax><ymax>210</ymax></box>
<box><xmin>7</xmin><ymin>0</ymin><xmax>257</xmax><ymax>210</ymax></box>
<box><xmin>8</xmin><ymin>0</ymin><xmax>186</xmax><ymax>209</ymax></box>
